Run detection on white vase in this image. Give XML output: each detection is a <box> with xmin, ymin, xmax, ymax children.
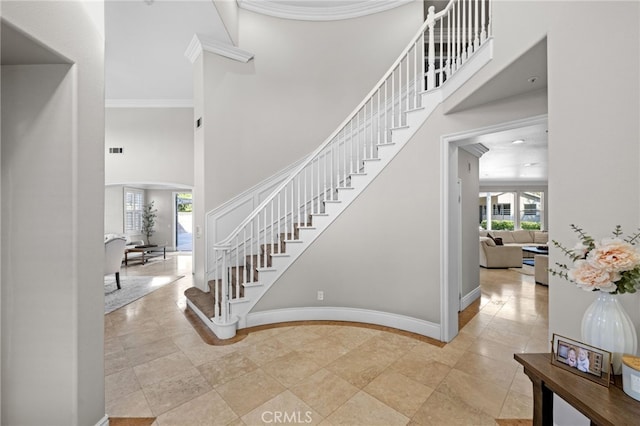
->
<box><xmin>581</xmin><ymin>292</ymin><xmax>638</xmax><ymax>375</ymax></box>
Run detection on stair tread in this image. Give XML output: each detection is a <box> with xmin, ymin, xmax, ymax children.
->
<box><xmin>184</xmin><ymin>287</ymin><xmax>215</xmax><ymax>318</ymax></box>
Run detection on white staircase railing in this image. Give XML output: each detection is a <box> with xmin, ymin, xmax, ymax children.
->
<box><xmin>207</xmin><ymin>0</ymin><xmax>492</xmax><ymax>330</ymax></box>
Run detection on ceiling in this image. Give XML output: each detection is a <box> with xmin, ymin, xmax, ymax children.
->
<box><xmin>104</xmin><ymin>0</ymin><xmax>548</xmax><ymax>184</ymax></box>
<box><xmin>471</xmin><ymin>122</ymin><xmax>548</xmax><ymax>185</ymax></box>
<box><xmin>454</xmin><ymin>39</ymin><xmax>549</xmax><ymax>185</ymax></box>
<box><xmin>105</xmin><ymin>0</ymin><xmax>230</xmax><ymax>105</ymax></box>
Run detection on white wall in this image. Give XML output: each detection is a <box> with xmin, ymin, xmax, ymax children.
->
<box><xmin>1</xmin><ymin>2</ymin><xmax>105</xmax><ymax>424</ymax></box>
<box><xmin>105</xmin><ymin>184</ymin><xmax>124</xmax><ymax>234</ymax></box>
<box><xmin>147</xmin><ymin>189</ymin><xmax>191</xmax><ymax>250</ymax></box>
<box><xmin>252</xmin><ymin>90</ymin><xmax>547</xmax><ymax>322</ymax></box>
<box><xmin>193</xmin><ymin>0</ymin><xmax>424</xmax><ymax>289</ymax></box>
<box><xmin>105</xmin><ymin>107</ymin><xmax>194</xmax><ymax>187</ymax></box>
<box><xmin>458</xmin><ymin>148</ymin><xmax>481</xmax><ymax>303</ymax></box>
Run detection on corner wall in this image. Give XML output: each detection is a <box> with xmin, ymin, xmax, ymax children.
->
<box><xmin>1</xmin><ymin>1</ymin><xmax>105</xmax><ymax>424</ymax></box>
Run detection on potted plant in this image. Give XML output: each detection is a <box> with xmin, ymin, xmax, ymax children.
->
<box><xmin>141</xmin><ymin>200</ymin><xmax>158</xmax><ymax>245</ymax></box>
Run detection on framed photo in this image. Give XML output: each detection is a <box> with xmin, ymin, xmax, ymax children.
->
<box><xmin>551</xmin><ymin>334</ymin><xmax>612</xmax><ymax>387</ymax></box>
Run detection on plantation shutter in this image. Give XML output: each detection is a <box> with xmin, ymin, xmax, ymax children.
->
<box><xmin>124</xmin><ymin>189</ymin><xmax>144</xmax><ymax>232</ymax></box>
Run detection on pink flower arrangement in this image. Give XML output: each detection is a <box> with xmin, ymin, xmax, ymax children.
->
<box><xmin>551</xmin><ymin>225</ymin><xmax>640</xmax><ymax>294</ymax></box>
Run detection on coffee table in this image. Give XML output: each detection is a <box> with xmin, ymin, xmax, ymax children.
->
<box><xmin>522</xmin><ymin>246</ymin><xmax>549</xmax><ymax>256</ymax></box>
<box><xmin>522</xmin><ymin>246</ymin><xmax>548</xmax><ymax>266</ymax></box>
<box><xmin>124</xmin><ymin>245</ymin><xmax>166</xmax><ymax>266</ymax></box>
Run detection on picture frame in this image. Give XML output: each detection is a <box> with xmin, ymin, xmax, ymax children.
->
<box><xmin>551</xmin><ymin>334</ymin><xmax>612</xmax><ymax>387</ymax></box>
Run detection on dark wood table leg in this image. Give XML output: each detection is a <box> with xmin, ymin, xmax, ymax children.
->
<box><xmin>525</xmin><ymin>370</ymin><xmax>553</xmax><ymax>426</ymax></box>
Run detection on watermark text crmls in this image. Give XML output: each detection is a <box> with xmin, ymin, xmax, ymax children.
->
<box><xmin>261</xmin><ymin>410</ymin><xmax>313</xmax><ymax>424</ymax></box>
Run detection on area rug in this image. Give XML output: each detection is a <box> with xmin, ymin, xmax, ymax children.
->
<box><xmin>104</xmin><ymin>275</ymin><xmax>183</xmax><ymax>314</ymax></box>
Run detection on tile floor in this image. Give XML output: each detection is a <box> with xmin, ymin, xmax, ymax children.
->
<box><xmin>105</xmin><ymin>254</ymin><xmax>549</xmax><ymax>425</ymax></box>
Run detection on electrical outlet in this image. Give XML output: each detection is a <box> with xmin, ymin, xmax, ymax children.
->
<box><xmin>317</xmin><ymin>290</ymin><xmax>324</xmax><ymax>301</ymax></box>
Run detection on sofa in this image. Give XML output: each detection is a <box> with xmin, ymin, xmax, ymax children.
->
<box><xmin>479</xmin><ymin>229</ymin><xmax>548</xmax><ymax>268</ymax></box>
<box><xmin>479</xmin><ymin>238</ymin><xmax>523</xmax><ymax>268</ymax></box>
<box><xmin>479</xmin><ymin>230</ymin><xmax>548</xmax><ymax>258</ymax></box>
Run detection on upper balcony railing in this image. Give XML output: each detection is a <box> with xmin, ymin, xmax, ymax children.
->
<box><xmin>208</xmin><ymin>0</ymin><xmax>493</xmax><ymax>325</ymax></box>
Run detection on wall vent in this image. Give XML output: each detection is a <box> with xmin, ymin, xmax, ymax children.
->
<box><xmin>109</xmin><ymin>147</ymin><xmax>123</xmax><ymax>154</ymax></box>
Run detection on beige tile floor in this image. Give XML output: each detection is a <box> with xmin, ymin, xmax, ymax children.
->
<box><xmin>105</xmin><ymin>254</ymin><xmax>549</xmax><ymax>425</ymax></box>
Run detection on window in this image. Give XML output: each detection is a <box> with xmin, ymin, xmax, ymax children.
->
<box><xmin>480</xmin><ymin>190</ymin><xmax>546</xmax><ymax>230</ymax></box>
<box><xmin>124</xmin><ymin>188</ymin><xmax>144</xmax><ymax>233</ymax></box>
<box><xmin>493</xmin><ymin>203</ymin><xmax>511</xmax><ymax>217</ymax></box>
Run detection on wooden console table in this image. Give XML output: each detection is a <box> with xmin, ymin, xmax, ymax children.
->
<box><xmin>515</xmin><ymin>353</ymin><xmax>640</xmax><ymax>426</ymax></box>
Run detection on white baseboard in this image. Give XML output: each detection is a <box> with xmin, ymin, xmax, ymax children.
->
<box><xmin>246</xmin><ymin>307</ymin><xmax>441</xmax><ymax>341</ymax></box>
<box><xmin>95</xmin><ymin>415</ymin><xmax>109</xmax><ymax>426</ymax></box>
<box><xmin>460</xmin><ymin>286</ymin><xmax>481</xmax><ymax>311</ymax></box>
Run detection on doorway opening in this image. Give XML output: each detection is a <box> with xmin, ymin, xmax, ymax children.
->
<box><xmin>176</xmin><ymin>192</ymin><xmax>193</xmax><ymax>251</ymax></box>
<box><xmin>441</xmin><ymin>115</ymin><xmax>548</xmax><ymax>342</ymax></box>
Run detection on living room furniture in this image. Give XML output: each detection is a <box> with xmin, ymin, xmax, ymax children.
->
<box><xmin>515</xmin><ymin>352</ymin><xmax>640</xmax><ymax>426</ymax></box>
<box><xmin>124</xmin><ymin>245</ymin><xmax>166</xmax><ymax>266</ymax></box>
<box><xmin>479</xmin><ymin>237</ymin><xmax>523</xmax><ymax>268</ymax></box>
<box><xmin>480</xmin><ymin>230</ymin><xmax>548</xmax><ymax>258</ymax></box>
<box><xmin>104</xmin><ymin>236</ymin><xmax>126</xmax><ymax>289</ymax></box>
<box><xmin>534</xmin><ymin>254</ymin><xmax>549</xmax><ymax>285</ymax></box>
<box><xmin>521</xmin><ymin>245</ymin><xmax>549</xmax><ymax>266</ymax></box>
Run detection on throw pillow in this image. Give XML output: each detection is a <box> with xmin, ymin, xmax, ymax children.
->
<box><xmin>487</xmin><ymin>233</ymin><xmax>504</xmax><ymax>246</ymax></box>
<box><xmin>482</xmin><ymin>237</ymin><xmax>496</xmax><ymax>247</ymax></box>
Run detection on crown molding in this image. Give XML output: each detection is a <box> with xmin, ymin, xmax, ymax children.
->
<box><xmin>105</xmin><ymin>99</ymin><xmax>193</xmax><ymax>108</ymax></box>
<box><xmin>237</xmin><ymin>0</ymin><xmax>412</xmax><ymax>21</ymax></box>
<box><xmin>185</xmin><ymin>34</ymin><xmax>254</xmax><ymax>64</ymax></box>
<box><xmin>461</xmin><ymin>143</ymin><xmax>489</xmax><ymax>158</ymax></box>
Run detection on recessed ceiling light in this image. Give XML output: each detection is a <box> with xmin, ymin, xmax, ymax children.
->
<box><xmin>512</xmin><ymin>139</ymin><xmax>525</xmax><ymax>144</ymax></box>
<box><xmin>524</xmin><ymin>162</ymin><xmax>537</xmax><ymax>167</ymax></box>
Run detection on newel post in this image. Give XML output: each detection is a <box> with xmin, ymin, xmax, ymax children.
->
<box><xmin>426</xmin><ymin>6</ymin><xmax>436</xmax><ymax>90</ymax></box>
<box><xmin>213</xmin><ymin>243</ymin><xmax>231</xmax><ymax>322</ymax></box>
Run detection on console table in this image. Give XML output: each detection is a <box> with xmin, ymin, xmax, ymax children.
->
<box><xmin>515</xmin><ymin>352</ymin><xmax>640</xmax><ymax>426</ymax></box>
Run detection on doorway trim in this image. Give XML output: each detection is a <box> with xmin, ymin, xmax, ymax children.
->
<box><xmin>440</xmin><ymin>114</ymin><xmax>548</xmax><ymax>342</ymax></box>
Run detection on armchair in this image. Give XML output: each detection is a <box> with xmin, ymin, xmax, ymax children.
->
<box><xmin>105</xmin><ymin>237</ymin><xmax>126</xmax><ymax>289</ymax></box>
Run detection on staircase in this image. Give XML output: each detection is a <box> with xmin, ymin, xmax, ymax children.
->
<box><xmin>186</xmin><ymin>0</ymin><xmax>494</xmax><ymax>339</ymax></box>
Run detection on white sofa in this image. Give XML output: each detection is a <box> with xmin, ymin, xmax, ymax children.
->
<box><xmin>479</xmin><ymin>230</ymin><xmax>548</xmax><ymax>258</ymax></box>
<box><xmin>479</xmin><ymin>229</ymin><xmax>548</xmax><ymax>268</ymax></box>
<box><xmin>479</xmin><ymin>237</ymin><xmax>523</xmax><ymax>268</ymax></box>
